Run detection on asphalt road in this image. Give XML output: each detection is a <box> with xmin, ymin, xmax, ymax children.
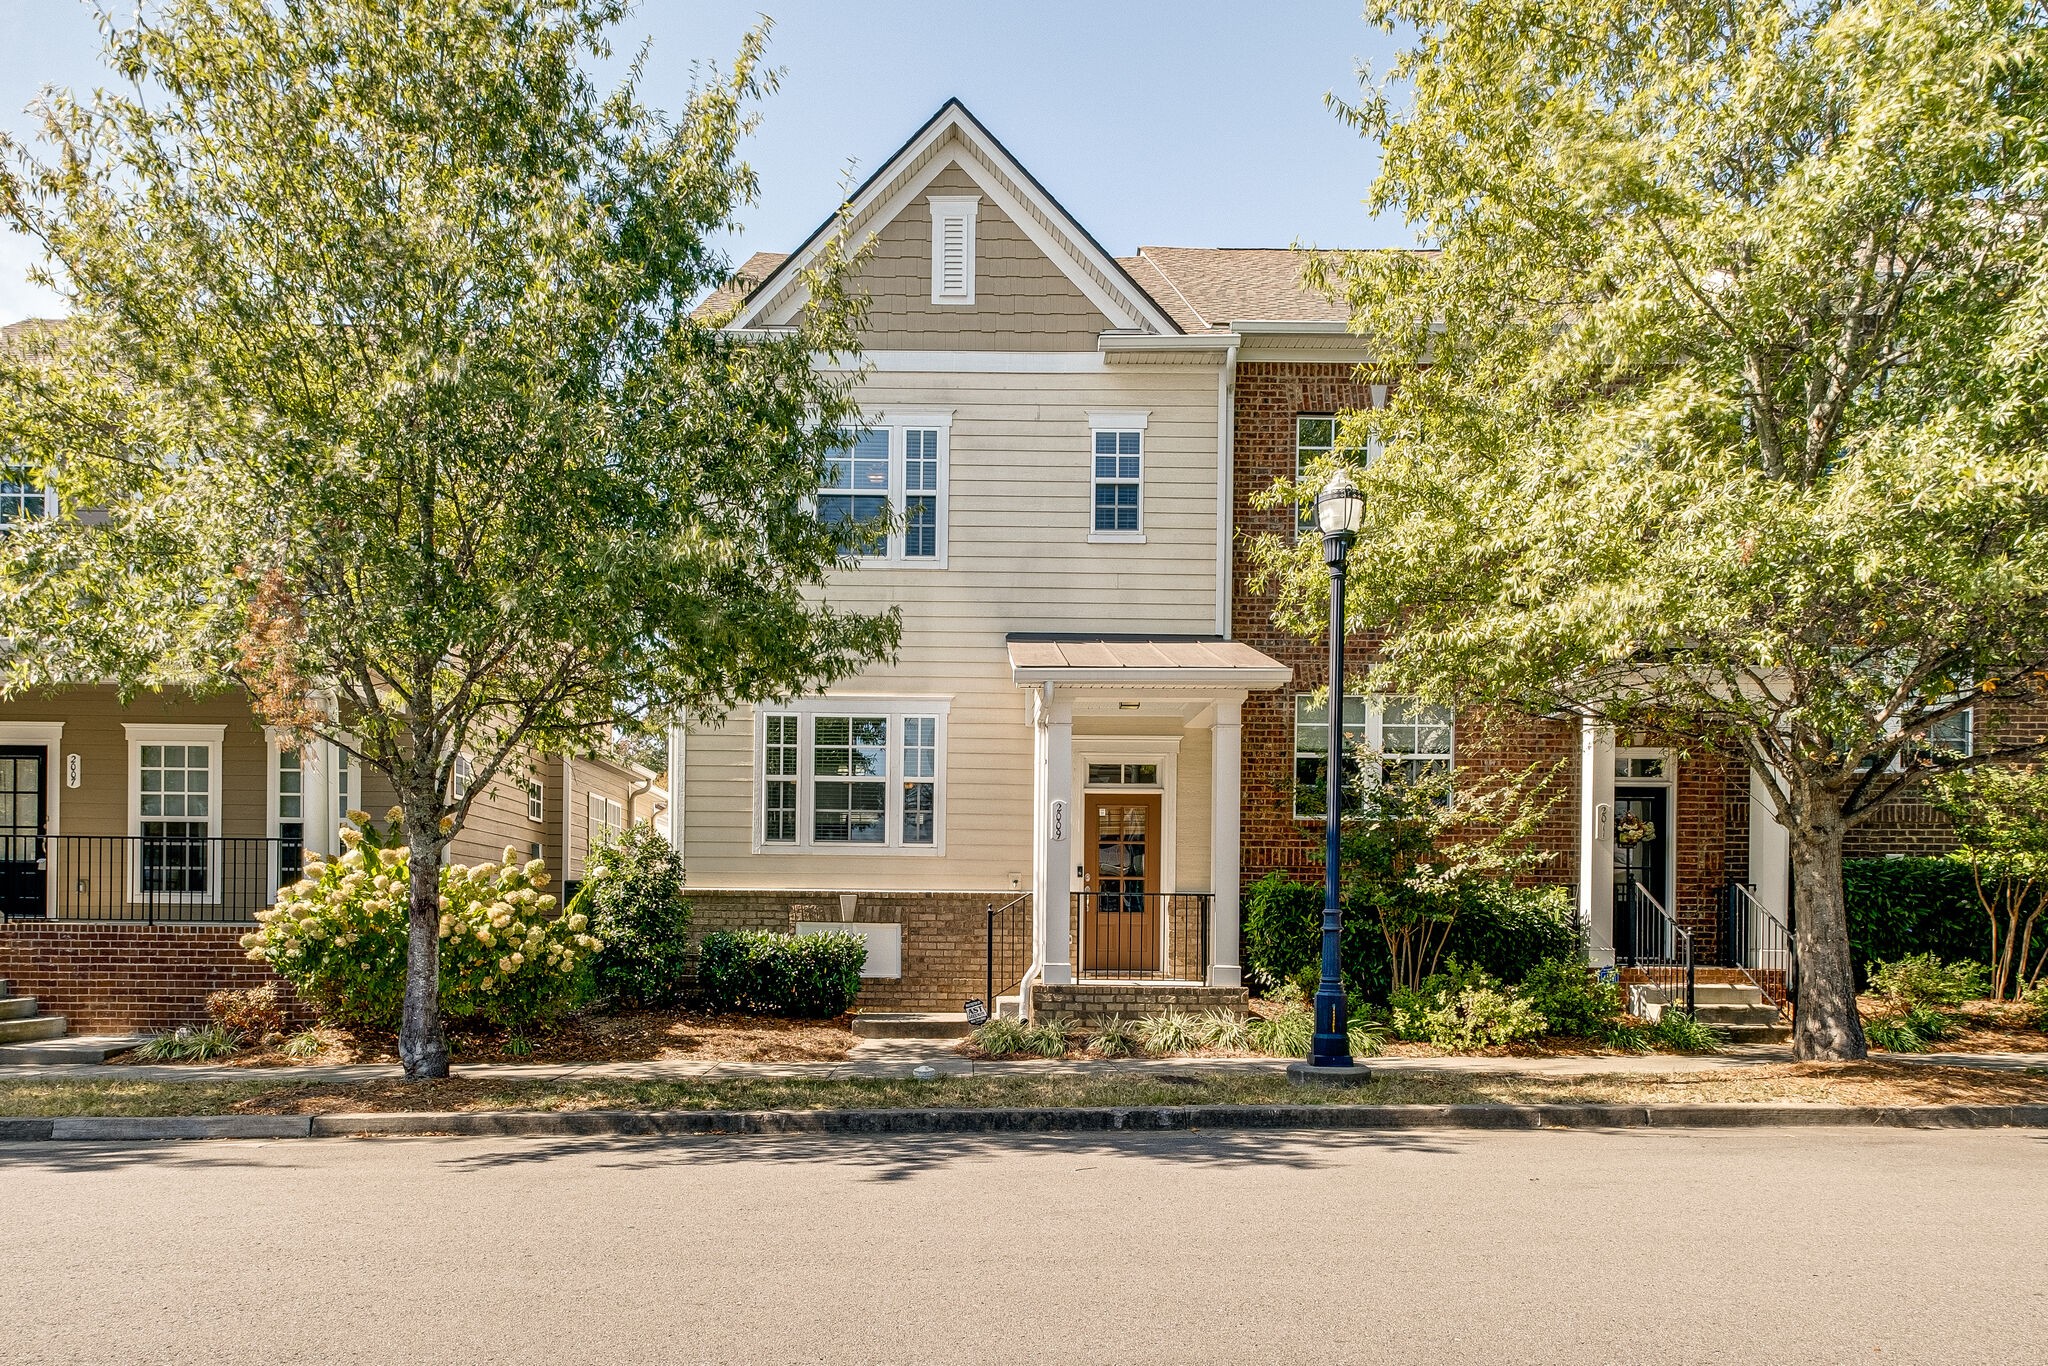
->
<box><xmin>4</xmin><ymin>1127</ymin><xmax>2045</xmax><ymax>1364</ymax></box>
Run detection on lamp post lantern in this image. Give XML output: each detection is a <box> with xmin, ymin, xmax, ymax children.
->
<box><xmin>1311</xmin><ymin>467</ymin><xmax>1365</xmax><ymax>1068</ymax></box>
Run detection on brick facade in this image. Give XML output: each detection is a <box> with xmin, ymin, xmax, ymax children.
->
<box><xmin>0</xmin><ymin>921</ymin><xmax>302</xmax><ymax>1032</ymax></box>
<box><xmin>686</xmin><ymin>890</ymin><xmax>1020</xmax><ymax>1012</ymax></box>
<box><xmin>1029</xmin><ymin>982</ymin><xmax>1248</xmax><ymax>1027</ymax></box>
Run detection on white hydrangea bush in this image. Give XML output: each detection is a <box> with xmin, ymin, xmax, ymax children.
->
<box><xmin>243</xmin><ymin>811</ymin><xmax>600</xmax><ymax>1029</ymax></box>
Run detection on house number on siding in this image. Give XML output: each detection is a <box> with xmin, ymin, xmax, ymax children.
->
<box><xmin>66</xmin><ymin>754</ymin><xmax>81</xmax><ymax>789</ymax></box>
<box><xmin>1049</xmin><ymin>798</ymin><xmax>1067</xmax><ymax>843</ymax></box>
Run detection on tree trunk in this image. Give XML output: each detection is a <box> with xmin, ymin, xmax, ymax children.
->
<box><xmin>399</xmin><ymin>822</ymin><xmax>449</xmax><ymax>1079</ymax></box>
<box><xmin>1788</xmin><ymin>817</ymin><xmax>1867</xmax><ymax>1061</ymax></box>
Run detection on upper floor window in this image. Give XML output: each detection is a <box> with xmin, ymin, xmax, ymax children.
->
<box><xmin>1088</xmin><ymin>412</ymin><xmax>1148</xmax><ymax>543</ymax></box>
<box><xmin>928</xmin><ymin>195</ymin><xmax>979</xmax><ymax>304</ymax></box>
<box><xmin>756</xmin><ymin>699</ymin><xmax>948</xmax><ymax>853</ymax></box>
<box><xmin>822</xmin><ymin>420</ymin><xmax>949</xmax><ymax>565</ymax></box>
<box><xmin>1294</xmin><ymin>693</ymin><xmax>1455</xmax><ymax>817</ymax></box>
<box><xmin>450</xmin><ymin>753</ymin><xmax>475</xmax><ymax>801</ymax></box>
<box><xmin>587</xmin><ymin>791</ymin><xmax>624</xmax><ymax>851</ymax></box>
<box><xmin>1295</xmin><ymin>417</ymin><xmax>1336</xmax><ymax>535</ymax></box>
<box><xmin>526</xmin><ymin>766</ymin><xmax>545</xmax><ymax>824</ymax></box>
<box><xmin>1</xmin><ymin>464</ymin><xmax>51</xmax><ymax>528</ymax></box>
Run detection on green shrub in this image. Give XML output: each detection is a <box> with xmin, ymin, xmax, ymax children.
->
<box><xmin>1390</xmin><ymin>960</ymin><xmax>1547</xmax><ymax>1050</ymax></box>
<box><xmin>1600</xmin><ymin>1019</ymin><xmax>1653</xmax><ymax>1053</ymax></box>
<box><xmin>697</xmin><ymin>929</ymin><xmax>865</xmax><ymax>1017</ymax></box>
<box><xmin>1864</xmin><ymin>1014</ymin><xmax>1927</xmax><ymax>1052</ymax></box>
<box><xmin>971</xmin><ymin>1016</ymin><xmax>1030</xmax><ymax>1057</ymax></box>
<box><xmin>1649</xmin><ymin>1010</ymin><xmax>1726</xmax><ymax>1053</ymax></box>
<box><xmin>1247</xmin><ymin>1007</ymin><xmax>1314</xmax><ymax>1058</ymax></box>
<box><xmin>1516</xmin><ymin>957</ymin><xmax>1625</xmax><ymax>1037</ymax></box>
<box><xmin>1021</xmin><ymin>1015</ymin><xmax>1073</xmax><ymax>1058</ymax></box>
<box><xmin>1089</xmin><ymin>1016</ymin><xmax>1145</xmax><ymax>1058</ymax></box>
<box><xmin>1135</xmin><ymin>1010</ymin><xmax>1210</xmax><ymax>1056</ymax></box>
<box><xmin>1242</xmin><ymin>872</ymin><xmax>1579</xmax><ymax>1006</ymax></box>
<box><xmin>1844</xmin><ymin>858</ymin><xmax>1994</xmax><ymax>982</ymax></box>
<box><xmin>2028</xmin><ymin>980</ymin><xmax>2048</xmax><ymax>1031</ymax></box>
<box><xmin>1867</xmin><ymin>953</ymin><xmax>1987</xmax><ymax>1010</ymax></box>
<box><xmin>244</xmin><ymin>820</ymin><xmax>598</xmax><ymax>1030</ymax></box>
<box><xmin>279</xmin><ymin>1031</ymin><xmax>323</xmax><ymax>1060</ymax></box>
<box><xmin>134</xmin><ymin>1023</ymin><xmax>244</xmax><ymax>1061</ymax></box>
<box><xmin>585</xmin><ymin>825</ymin><xmax>693</xmax><ymax>1008</ymax></box>
<box><xmin>205</xmin><ymin>983</ymin><xmax>287</xmax><ymax>1040</ymax></box>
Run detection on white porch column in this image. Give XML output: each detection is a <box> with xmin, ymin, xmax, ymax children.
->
<box><xmin>1747</xmin><ymin>770</ymin><xmax>1790</xmax><ymax>917</ymax></box>
<box><xmin>1034</xmin><ymin>687</ymin><xmax>1075</xmax><ymax>985</ymax></box>
<box><xmin>1207</xmin><ymin>692</ymin><xmax>1245</xmax><ymax>987</ymax></box>
<box><xmin>1578</xmin><ymin>718</ymin><xmax>1617</xmax><ymax>967</ymax></box>
<box><xmin>303</xmin><ymin>740</ymin><xmax>335</xmax><ymax>859</ymax></box>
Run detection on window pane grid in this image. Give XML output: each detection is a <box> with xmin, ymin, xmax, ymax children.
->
<box><xmin>139</xmin><ymin>743</ymin><xmax>210</xmax><ymax>820</ymax></box>
<box><xmin>814</xmin><ymin>715</ymin><xmax>888</xmax><ymax>843</ymax></box>
<box><xmin>764</xmin><ymin>714</ymin><xmax>798</xmax><ymax>842</ymax></box>
<box><xmin>1091</xmin><ymin>430</ymin><xmax>1142</xmax><ymax>533</ymax></box>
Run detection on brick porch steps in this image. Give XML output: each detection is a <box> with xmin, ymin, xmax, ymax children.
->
<box><xmin>1625</xmin><ymin>975</ymin><xmax>1791</xmax><ymax>1044</ymax></box>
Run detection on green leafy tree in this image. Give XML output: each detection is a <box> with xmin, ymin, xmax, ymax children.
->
<box><xmin>1928</xmin><ymin>766</ymin><xmax>2048</xmax><ymax>1000</ymax></box>
<box><xmin>1248</xmin><ymin>0</ymin><xmax>2048</xmax><ymax>1058</ymax></box>
<box><xmin>0</xmin><ymin>1</ymin><xmax>896</xmax><ymax>1077</ymax></box>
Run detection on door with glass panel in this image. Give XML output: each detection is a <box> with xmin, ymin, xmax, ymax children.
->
<box><xmin>1083</xmin><ymin>794</ymin><xmax>1161</xmax><ymax>974</ymax></box>
<box><xmin>0</xmin><ymin>747</ymin><xmax>47</xmax><ymax>919</ymax></box>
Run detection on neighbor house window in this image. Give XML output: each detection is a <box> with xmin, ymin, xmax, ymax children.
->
<box><xmin>822</xmin><ymin>421</ymin><xmax>949</xmax><ymax>564</ymax></box>
<box><xmin>1294</xmin><ymin>694</ymin><xmax>1455</xmax><ymax>817</ymax></box>
<box><xmin>1922</xmin><ymin>708</ymin><xmax>1973</xmax><ymax>759</ymax></box>
<box><xmin>276</xmin><ymin>744</ymin><xmax>305</xmax><ymax>885</ymax></box>
<box><xmin>526</xmin><ymin>767</ymin><xmax>545</xmax><ymax>824</ymax></box>
<box><xmin>587</xmin><ymin>791</ymin><xmax>623</xmax><ymax>853</ymax></box>
<box><xmin>126</xmin><ymin>725</ymin><xmax>224</xmax><ymax>898</ymax></box>
<box><xmin>0</xmin><ymin>463</ymin><xmax>51</xmax><ymax>527</ymax></box>
<box><xmin>1091</xmin><ymin>429</ymin><xmax>1144</xmax><ymax>537</ymax></box>
<box><xmin>1295</xmin><ymin>416</ymin><xmax>1336</xmax><ymax>535</ymax></box>
<box><xmin>756</xmin><ymin>701</ymin><xmax>948</xmax><ymax>852</ymax></box>
<box><xmin>450</xmin><ymin>753</ymin><xmax>475</xmax><ymax>801</ymax></box>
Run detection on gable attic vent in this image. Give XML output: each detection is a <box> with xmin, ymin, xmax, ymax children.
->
<box><xmin>928</xmin><ymin>195</ymin><xmax>979</xmax><ymax>305</ymax></box>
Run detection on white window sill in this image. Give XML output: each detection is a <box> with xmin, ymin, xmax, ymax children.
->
<box><xmin>847</xmin><ymin>556</ymin><xmax>951</xmax><ymax>570</ymax></box>
<box><xmin>1087</xmin><ymin>531</ymin><xmax>1147</xmax><ymax>545</ymax></box>
<box><xmin>754</xmin><ymin>841</ymin><xmax>945</xmax><ymax>857</ymax></box>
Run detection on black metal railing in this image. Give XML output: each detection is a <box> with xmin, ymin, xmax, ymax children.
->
<box><xmin>1723</xmin><ymin>881</ymin><xmax>1796</xmax><ymax>1016</ymax></box>
<box><xmin>984</xmin><ymin>893</ymin><xmax>1032</xmax><ymax>1011</ymax></box>
<box><xmin>1618</xmin><ymin>879</ymin><xmax>1694</xmax><ymax>1016</ymax></box>
<box><xmin>1</xmin><ymin>836</ymin><xmax>289</xmax><ymax>924</ymax></box>
<box><xmin>1070</xmin><ymin>891</ymin><xmax>1211</xmax><ymax>981</ymax></box>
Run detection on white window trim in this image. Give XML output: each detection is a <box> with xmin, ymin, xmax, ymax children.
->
<box><xmin>527</xmin><ymin>765</ymin><xmax>546</xmax><ymax>824</ymax></box>
<box><xmin>0</xmin><ymin>467</ymin><xmax>56</xmax><ymax>529</ymax></box>
<box><xmin>928</xmin><ymin>194</ymin><xmax>979</xmax><ymax>305</ymax></box>
<box><xmin>832</xmin><ymin>413</ymin><xmax>953</xmax><ymax>568</ymax></box>
<box><xmin>1087</xmin><ymin>410</ymin><xmax>1149</xmax><ymax>545</ymax></box>
<box><xmin>1291</xmin><ymin>694</ymin><xmax>1456</xmax><ymax>820</ymax></box>
<box><xmin>751</xmin><ymin>696</ymin><xmax>952</xmax><ymax>856</ymax></box>
<box><xmin>124</xmin><ymin>722</ymin><xmax>226</xmax><ymax>905</ymax></box>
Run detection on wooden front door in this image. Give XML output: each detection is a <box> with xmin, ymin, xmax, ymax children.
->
<box><xmin>0</xmin><ymin>747</ymin><xmax>48</xmax><ymax>920</ymax></box>
<box><xmin>1083</xmin><ymin>793</ymin><xmax>1160</xmax><ymax>974</ymax></box>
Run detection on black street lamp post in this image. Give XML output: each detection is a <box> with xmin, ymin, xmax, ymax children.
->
<box><xmin>1310</xmin><ymin>468</ymin><xmax>1365</xmax><ymax>1068</ymax></box>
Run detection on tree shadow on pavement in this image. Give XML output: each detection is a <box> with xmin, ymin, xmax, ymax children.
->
<box><xmin>0</xmin><ymin>1140</ymin><xmax>307</xmax><ymax>1175</ymax></box>
<box><xmin>431</xmin><ymin>1125</ymin><xmax>1468</xmax><ymax>1182</ymax></box>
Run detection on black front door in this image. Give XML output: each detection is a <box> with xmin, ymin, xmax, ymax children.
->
<box><xmin>0</xmin><ymin>746</ymin><xmax>48</xmax><ymax>920</ymax></box>
<box><xmin>1612</xmin><ymin>787</ymin><xmax>1668</xmax><ymax>963</ymax></box>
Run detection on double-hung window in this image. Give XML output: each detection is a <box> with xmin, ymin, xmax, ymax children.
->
<box><xmin>756</xmin><ymin>700</ymin><xmax>948</xmax><ymax>852</ymax></box>
<box><xmin>1295</xmin><ymin>390</ymin><xmax>1387</xmax><ymax>537</ymax></box>
<box><xmin>526</xmin><ymin>766</ymin><xmax>545</xmax><ymax>824</ymax></box>
<box><xmin>821</xmin><ymin>419</ymin><xmax>950</xmax><ymax>565</ymax></box>
<box><xmin>587</xmin><ymin>791</ymin><xmax>624</xmax><ymax>852</ymax></box>
<box><xmin>1294</xmin><ymin>694</ymin><xmax>1455</xmax><ymax>817</ymax></box>
<box><xmin>126</xmin><ymin>724</ymin><xmax>224</xmax><ymax>899</ymax></box>
<box><xmin>0</xmin><ymin>463</ymin><xmax>51</xmax><ymax>528</ymax></box>
<box><xmin>275</xmin><ymin>744</ymin><xmax>305</xmax><ymax>885</ymax></box>
<box><xmin>1088</xmin><ymin>413</ymin><xmax>1147</xmax><ymax>541</ymax></box>
<box><xmin>450</xmin><ymin>753</ymin><xmax>475</xmax><ymax>801</ymax></box>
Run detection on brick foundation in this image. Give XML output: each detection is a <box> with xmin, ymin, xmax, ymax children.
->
<box><xmin>686</xmin><ymin>890</ymin><xmax>1022</xmax><ymax>1012</ymax></box>
<box><xmin>1029</xmin><ymin>982</ymin><xmax>1247</xmax><ymax>1027</ymax></box>
<box><xmin>0</xmin><ymin>921</ymin><xmax>300</xmax><ymax>1032</ymax></box>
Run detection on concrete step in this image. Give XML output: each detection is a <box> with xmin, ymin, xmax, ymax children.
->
<box><xmin>0</xmin><ymin>1014</ymin><xmax>68</xmax><ymax>1045</ymax></box>
<box><xmin>1690</xmin><ymin>982</ymin><xmax>1768</xmax><ymax>1003</ymax></box>
<box><xmin>1720</xmin><ymin>1022</ymin><xmax>1792</xmax><ymax>1044</ymax></box>
<box><xmin>0</xmin><ymin>1033</ymin><xmax>150</xmax><ymax>1065</ymax></box>
<box><xmin>0</xmin><ymin>996</ymin><xmax>39</xmax><ymax>1022</ymax></box>
<box><xmin>1693</xmin><ymin>1003</ymin><xmax>1786</xmax><ymax>1027</ymax></box>
<box><xmin>851</xmin><ymin>1011</ymin><xmax>974</xmax><ymax>1040</ymax></box>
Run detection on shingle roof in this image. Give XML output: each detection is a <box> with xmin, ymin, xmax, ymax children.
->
<box><xmin>1121</xmin><ymin>247</ymin><xmax>1355</xmax><ymax>331</ymax></box>
<box><xmin>692</xmin><ymin>251</ymin><xmax>790</xmax><ymax>322</ymax></box>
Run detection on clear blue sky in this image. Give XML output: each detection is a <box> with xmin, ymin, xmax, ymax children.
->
<box><xmin>0</xmin><ymin>1</ymin><xmax>1410</xmax><ymax>323</ymax></box>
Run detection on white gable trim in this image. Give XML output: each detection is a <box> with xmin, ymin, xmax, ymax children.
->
<box><xmin>734</xmin><ymin>103</ymin><xmax>1178</xmax><ymax>337</ymax></box>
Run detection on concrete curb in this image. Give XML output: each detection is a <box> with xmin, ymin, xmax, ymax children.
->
<box><xmin>4</xmin><ymin>1102</ymin><xmax>2047</xmax><ymax>1142</ymax></box>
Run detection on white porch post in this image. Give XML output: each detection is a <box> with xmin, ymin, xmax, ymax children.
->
<box><xmin>304</xmin><ymin>741</ymin><xmax>335</xmax><ymax>859</ymax></box>
<box><xmin>1747</xmin><ymin>770</ymin><xmax>1790</xmax><ymax>918</ymax></box>
<box><xmin>1034</xmin><ymin>687</ymin><xmax>1075</xmax><ymax>985</ymax></box>
<box><xmin>1579</xmin><ymin>718</ymin><xmax>1617</xmax><ymax>967</ymax></box>
<box><xmin>1207</xmin><ymin>692</ymin><xmax>1245</xmax><ymax>987</ymax></box>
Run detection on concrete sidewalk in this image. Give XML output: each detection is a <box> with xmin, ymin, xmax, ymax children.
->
<box><xmin>1</xmin><ymin>1039</ymin><xmax>2041</xmax><ymax>1086</ymax></box>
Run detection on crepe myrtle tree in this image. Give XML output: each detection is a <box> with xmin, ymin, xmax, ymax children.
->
<box><xmin>0</xmin><ymin>1</ymin><xmax>898</xmax><ymax>1077</ymax></box>
<box><xmin>1248</xmin><ymin>0</ymin><xmax>2048</xmax><ymax>1059</ymax></box>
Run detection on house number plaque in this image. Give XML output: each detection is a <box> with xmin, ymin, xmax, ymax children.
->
<box><xmin>1049</xmin><ymin>798</ymin><xmax>1067</xmax><ymax>843</ymax></box>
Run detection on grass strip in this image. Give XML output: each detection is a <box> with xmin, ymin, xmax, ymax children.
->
<box><xmin>1</xmin><ymin>1061</ymin><xmax>2043</xmax><ymax>1119</ymax></box>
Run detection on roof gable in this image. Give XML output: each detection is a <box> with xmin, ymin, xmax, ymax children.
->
<box><xmin>732</xmin><ymin>100</ymin><xmax>1181</xmax><ymax>337</ymax></box>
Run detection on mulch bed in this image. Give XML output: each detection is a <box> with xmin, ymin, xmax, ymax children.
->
<box><xmin>117</xmin><ymin>1009</ymin><xmax>857</xmax><ymax>1068</ymax></box>
<box><xmin>1859</xmin><ymin>997</ymin><xmax>2048</xmax><ymax>1053</ymax></box>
